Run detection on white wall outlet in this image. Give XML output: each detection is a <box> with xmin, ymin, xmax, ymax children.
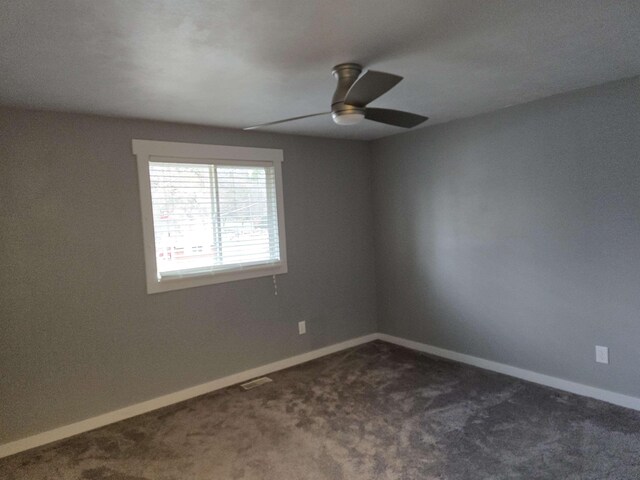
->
<box><xmin>298</xmin><ymin>321</ymin><xmax>306</xmax><ymax>335</ymax></box>
<box><xmin>595</xmin><ymin>345</ymin><xmax>609</xmax><ymax>364</ymax></box>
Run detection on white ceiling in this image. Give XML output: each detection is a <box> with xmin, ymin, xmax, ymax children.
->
<box><xmin>1</xmin><ymin>1</ymin><xmax>639</xmax><ymax>140</ymax></box>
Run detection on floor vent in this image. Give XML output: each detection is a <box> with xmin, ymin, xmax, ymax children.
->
<box><xmin>240</xmin><ymin>377</ymin><xmax>273</xmax><ymax>390</ymax></box>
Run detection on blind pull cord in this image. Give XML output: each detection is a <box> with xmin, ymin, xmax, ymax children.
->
<box><xmin>272</xmin><ymin>275</ymin><xmax>278</xmax><ymax>296</ymax></box>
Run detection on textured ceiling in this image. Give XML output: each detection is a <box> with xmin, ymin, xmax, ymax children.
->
<box><xmin>1</xmin><ymin>1</ymin><xmax>639</xmax><ymax>140</ymax></box>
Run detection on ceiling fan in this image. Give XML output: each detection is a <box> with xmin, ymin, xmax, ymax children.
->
<box><xmin>244</xmin><ymin>63</ymin><xmax>428</xmax><ymax>130</ymax></box>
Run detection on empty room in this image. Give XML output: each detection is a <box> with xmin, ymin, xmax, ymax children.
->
<box><xmin>1</xmin><ymin>1</ymin><xmax>639</xmax><ymax>479</ymax></box>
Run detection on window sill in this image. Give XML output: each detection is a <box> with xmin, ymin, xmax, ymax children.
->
<box><xmin>147</xmin><ymin>262</ymin><xmax>287</xmax><ymax>294</ymax></box>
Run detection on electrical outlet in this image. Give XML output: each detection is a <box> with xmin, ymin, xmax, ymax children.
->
<box><xmin>298</xmin><ymin>321</ymin><xmax>306</xmax><ymax>335</ymax></box>
<box><xmin>595</xmin><ymin>345</ymin><xmax>609</xmax><ymax>364</ymax></box>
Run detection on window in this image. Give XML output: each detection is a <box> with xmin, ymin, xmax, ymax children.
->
<box><xmin>133</xmin><ymin>140</ymin><xmax>287</xmax><ymax>293</ymax></box>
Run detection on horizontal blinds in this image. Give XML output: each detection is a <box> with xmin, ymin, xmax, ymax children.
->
<box><xmin>149</xmin><ymin>161</ymin><xmax>280</xmax><ymax>278</ymax></box>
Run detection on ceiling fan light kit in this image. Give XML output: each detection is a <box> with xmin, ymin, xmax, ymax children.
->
<box><xmin>244</xmin><ymin>63</ymin><xmax>428</xmax><ymax>131</ymax></box>
<box><xmin>332</xmin><ymin>111</ymin><xmax>365</xmax><ymax>125</ymax></box>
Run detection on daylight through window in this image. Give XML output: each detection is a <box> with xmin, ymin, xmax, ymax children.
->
<box><xmin>150</xmin><ymin>162</ymin><xmax>280</xmax><ymax>278</ymax></box>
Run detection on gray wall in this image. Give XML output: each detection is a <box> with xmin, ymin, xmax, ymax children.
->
<box><xmin>2</xmin><ymin>75</ymin><xmax>639</xmax><ymax>445</ymax></box>
<box><xmin>373</xmin><ymin>76</ymin><xmax>640</xmax><ymax>398</ymax></box>
<box><xmin>0</xmin><ymin>109</ymin><xmax>377</xmax><ymax>443</ymax></box>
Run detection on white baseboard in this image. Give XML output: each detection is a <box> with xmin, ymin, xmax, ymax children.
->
<box><xmin>0</xmin><ymin>333</ymin><xmax>378</xmax><ymax>459</ymax></box>
<box><xmin>3</xmin><ymin>331</ymin><xmax>639</xmax><ymax>459</ymax></box>
<box><xmin>378</xmin><ymin>333</ymin><xmax>640</xmax><ymax>412</ymax></box>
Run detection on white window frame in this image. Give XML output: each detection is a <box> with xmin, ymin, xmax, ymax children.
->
<box><xmin>133</xmin><ymin>139</ymin><xmax>287</xmax><ymax>294</ymax></box>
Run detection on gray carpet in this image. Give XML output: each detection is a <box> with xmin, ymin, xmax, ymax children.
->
<box><xmin>2</xmin><ymin>341</ymin><xmax>640</xmax><ymax>479</ymax></box>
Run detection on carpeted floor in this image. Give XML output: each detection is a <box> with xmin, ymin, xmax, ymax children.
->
<box><xmin>2</xmin><ymin>341</ymin><xmax>640</xmax><ymax>479</ymax></box>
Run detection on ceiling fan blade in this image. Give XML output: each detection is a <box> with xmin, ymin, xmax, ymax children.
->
<box><xmin>365</xmin><ymin>108</ymin><xmax>428</xmax><ymax>128</ymax></box>
<box><xmin>244</xmin><ymin>112</ymin><xmax>330</xmax><ymax>130</ymax></box>
<box><xmin>343</xmin><ymin>70</ymin><xmax>403</xmax><ymax>107</ymax></box>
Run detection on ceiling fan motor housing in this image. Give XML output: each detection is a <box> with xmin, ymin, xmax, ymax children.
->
<box><xmin>331</xmin><ymin>63</ymin><xmax>366</xmax><ymax>122</ymax></box>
